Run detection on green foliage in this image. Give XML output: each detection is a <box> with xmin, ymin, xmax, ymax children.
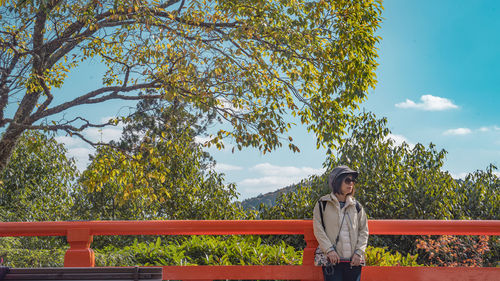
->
<box><xmin>259</xmin><ymin>112</ymin><xmax>499</xmax><ymax>264</ymax></box>
<box><xmin>0</xmin><ymin>130</ymin><xmax>77</xmax><ymax>222</ymax></box>
<box><xmin>257</xmin><ymin>181</ymin><xmax>321</xmax><ymax>220</ymax></box>
<box><xmin>74</xmin><ymin>100</ymin><xmax>251</xmax><ymax>222</ymax></box>
<box><xmin>0</xmin><ymin>0</ymin><xmax>383</xmax><ymax>172</ymax></box>
<box><xmin>0</xmin><ymin>235</ymin><xmax>419</xmax><ymax>268</ymax></box>
<box><xmin>95</xmin><ymin>236</ymin><xmax>302</xmax><ymax>266</ymax></box>
<box><xmin>365</xmin><ymin>246</ymin><xmax>420</xmax><ymax>266</ymax></box>
<box><xmin>455</xmin><ymin>165</ymin><xmax>499</xmax><ymax>220</ymax></box>
<box><xmin>324</xmin><ymin>112</ymin><xmax>462</xmax><ymax>220</ymax></box>
<box><xmin>0</xmin><ymin>237</ymin><xmax>66</xmax><ymax>267</ymax></box>
<box><xmin>0</xmin><ymin>248</ymin><xmax>66</xmax><ymax>267</ymax></box>
<box><xmin>260</xmin><ymin>112</ymin><xmax>468</xmax><ymax>221</ymax></box>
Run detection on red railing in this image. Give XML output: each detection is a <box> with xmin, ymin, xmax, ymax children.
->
<box><xmin>0</xmin><ymin>220</ymin><xmax>499</xmax><ymax>281</ymax></box>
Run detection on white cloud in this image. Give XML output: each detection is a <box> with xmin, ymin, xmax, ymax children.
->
<box><xmin>239</xmin><ymin>176</ymin><xmax>296</xmax><ymax>194</ymax></box>
<box><xmin>84</xmin><ymin>126</ymin><xmax>123</xmax><ymax>143</ymax></box>
<box><xmin>395</xmin><ymin>95</ymin><xmax>458</xmax><ymax>111</ymax></box>
<box><xmin>385</xmin><ymin>133</ymin><xmax>415</xmax><ymax>148</ymax></box>
<box><xmin>238</xmin><ymin>163</ymin><xmax>325</xmax><ymax>197</ymax></box>
<box><xmin>214</xmin><ymin>163</ymin><xmax>243</xmax><ymax>172</ymax></box>
<box><xmin>443</xmin><ymin>128</ymin><xmax>472</xmax><ymax>136</ymax></box>
<box><xmin>66</xmin><ymin>147</ymin><xmax>93</xmax><ymax>171</ymax></box>
<box><xmin>478</xmin><ymin>125</ymin><xmax>500</xmax><ymax>132</ymax></box>
<box><xmin>55</xmin><ymin>135</ymin><xmax>86</xmax><ymax>147</ymax></box>
<box><xmin>251</xmin><ymin>163</ymin><xmax>324</xmax><ymax>177</ymax></box>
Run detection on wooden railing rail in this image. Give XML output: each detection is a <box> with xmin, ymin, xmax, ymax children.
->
<box><xmin>0</xmin><ymin>220</ymin><xmax>499</xmax><ymax>281</ymax></box>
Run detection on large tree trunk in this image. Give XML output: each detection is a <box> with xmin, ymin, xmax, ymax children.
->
<box><xmin>0</xmin><ymin>6</ymin><xmax>48</xmax><ymax>171</ymax></box>
<box><xmin>0</xmin><ymin>88</ymin><xmax>42</xmax><ymax>171</ymax></box>
<box><xmin>0</xmin><ymin>124</ymin><xmax>25</xmax><ymax>171</ymax></box>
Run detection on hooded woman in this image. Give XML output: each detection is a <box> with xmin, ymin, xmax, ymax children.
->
<box><xmin>313</xmin><ymin>165</ymin><xmax>369</xmax><ymax>281</ymax></box>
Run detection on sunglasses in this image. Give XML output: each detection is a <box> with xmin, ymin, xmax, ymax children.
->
<box><xmin>344</xmin><ymin>177</ymin><xmax>357</xmax><ymax>184</ymax></box>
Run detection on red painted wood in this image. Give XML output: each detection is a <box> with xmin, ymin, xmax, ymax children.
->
<box><xmin>0</xmin><ymin>220</ymin><xmax>498</xmax><ymax>237</ymax></box>
<box><xmin>162</xmin><ymin>265</ymin><xmax>322</xmax><ymax>280</ymax></box>
<box><xmin>362</xmin><ymin>266</ymin><xmax>500</xmax><ymax>281</ymax></box>
<box><xmin>368</xmin><ymin>220</ymin><xmax>500</xmax><ymax>235</ymax></box>
<box><xmin>64</xmin><ymin>228</ymin><xmax>94</xmax><ymax>267</ymax></box>
<box><xmin>0</xmin><ymin>220</ymin><xmax>498</xmax><ymax>280</ymax></box>
<box><xmin>159</xmin><ymin>265</ymin><xmax>500</xmax><ymax>281</ymax></box>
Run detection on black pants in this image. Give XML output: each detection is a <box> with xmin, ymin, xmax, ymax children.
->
<box><xmin>322</xmin><ymin>263</ymin><xmax>361</xmax><ymax>281</ymax></box>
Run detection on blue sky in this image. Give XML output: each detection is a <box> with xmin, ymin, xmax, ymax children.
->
<box><xmin>51</xmin><ymin>0</ymin><xmax>499</xmax><ymax>200</ymax></box>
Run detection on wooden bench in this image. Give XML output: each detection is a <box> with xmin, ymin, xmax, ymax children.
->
<box><xmin>2</xmin><ymin>267</ymin><xmax>162</xmax><ymax>280</ymax></box>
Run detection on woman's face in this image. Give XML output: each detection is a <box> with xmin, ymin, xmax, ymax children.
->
<box><xmin>340</xmin><ymin>175</ymin><xmax>356</xmax><ymax>195</ymax></box>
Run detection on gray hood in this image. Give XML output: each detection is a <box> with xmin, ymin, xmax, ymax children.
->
<box><xmin>328</xmin><ymin>165</ymin><xmax>358</xmax><ymax>190</ymax></box>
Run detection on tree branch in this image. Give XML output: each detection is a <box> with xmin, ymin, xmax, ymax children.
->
<box><xmin>176</xmin><ymin>0</ymin><xmax>186</xmax><ymax>14</ymax></box>
<box><xmin>29</xmin><ymin>81</ymin><xmax>161</xmax><ymax>122</ymax></box>
<box><xmin>85</xmin><ymin>92</ymin><xmax>163</xmax><ymax>104</ymax></box>
<box><xmin>153</xmin><ymin>11</ymin><xmax>241</xmax><ymax>29</ymax></box>
<box><xmin>31</xmin><ymin>75</ymin><xmax>54</xmax><ymax>119</ymax></box>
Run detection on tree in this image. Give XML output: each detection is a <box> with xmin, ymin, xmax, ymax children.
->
<box><xmin>74</xmin><ymin>98</ymin><xmax>250</xmax><ymax>220</ymax></box>
<box><xmin>259</xmin><ymin>112</ymin><xmax>499</xmax><ymax>262</ymax></box>
<box><xmin>455</xmin><ymin>164</ymin><xmax>499</xmax><ymax>220</ymax></box>
<box><xmin>0</xmin><ymin>130</ymin><xmax>77</xmax><ymax>249</ymax></box>
<box><xmin>0</xmin><ymin>130</ymin><xmax>77</xmax><ymax>222</ymax></box>
<box><xmin>323</xmin><ymin>112</ymin><xmax>463</xmax><ymax>221</ymax></box>
<box><xmin>0</xmin><ymin>0</ymin><xmax>383</xmax><ymax>173</ymax></box>
<box><xmin>260</xmin><ymin>112</ymin><xmax>464</xmax><ymax>221</ymax></box>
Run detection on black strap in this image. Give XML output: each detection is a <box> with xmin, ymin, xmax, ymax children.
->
<box><xmin>356</xmin><ymin>201</ymin><xmax>361</xmax><ymax>213</ymax></box>
<box><xmin>319</xmin><ymin>200</ymin><xmax>327</xmax><ymax>230</ymax></box>
<box><xmin>319</xmin><ymin>199</ymin><xmax>361</xmax><ymax>215</ymax></box>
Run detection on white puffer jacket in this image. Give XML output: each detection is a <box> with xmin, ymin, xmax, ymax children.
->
<box><xmin>338</xmin><ymin>206</ymin><xmax>352</xmax><ymax>258</ymax></box>
<box><xmin>313</xmin><ymin>193</ymin><xmax>369</xmax><ymax>259</ymax></box>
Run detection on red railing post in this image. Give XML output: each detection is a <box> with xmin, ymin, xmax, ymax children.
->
<box><xmin>303</xmin><ymin>228</ymin><xmax>318</xmax><ymax>266</ymax></box>
<box><xmin>64</xmin><ymin>228</ymin><xmax>95</xmax><ymax>267</ymax></box>
<box><xmin>303</xmin><ymin>228</ymin><xmax>322</xmax><ymax>281</ymax></box>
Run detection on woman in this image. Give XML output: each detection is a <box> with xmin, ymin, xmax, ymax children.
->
<box><xmin>313</xmin><ymin>165</ymin><xmax>369</xmax><ymax>281</ymax></box>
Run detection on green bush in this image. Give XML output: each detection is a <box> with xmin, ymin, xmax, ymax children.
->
<box><xmin>0</xmin><ymin>237</ymin><xmax>66</xmax><ymax>267</ymax></box>
<box><xmin>95</xmin><ymin>236</ymin><xmax>420</xmax><ymax>267</ymax></box>
<box><xmin>365</xmin><ymin>246</ymin><xmax>420</xmax><ymax>266</ymax></box>
<box><xmin>1</xmin><ymin>236</ymin><xmax>420</xmax><ymax>268</ymax></box>
<box><xmin>95</xmin><ymin>236</ymin><xmax>302</xmax><ymax>266</ymax></box>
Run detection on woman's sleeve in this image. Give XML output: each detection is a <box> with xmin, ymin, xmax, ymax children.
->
<box><xmin>354</xmin><ymin>206</ymin><xmax>369</xmax><ymax>258</ymax></box>
<box><xmin>313</xmin><ymin>201</ymin><xmax>335</xmax><ymax>253</ymax></box>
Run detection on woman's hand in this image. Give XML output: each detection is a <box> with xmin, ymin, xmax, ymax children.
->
<box><xmin>327</xmin><ymin>250</ymin><xmax>340</xmax><ymax>264</ymax></box>
<box><xmin>350</xmin><ymin>253</ymin><xmax>361</xmax><ymax>266</ymax></box>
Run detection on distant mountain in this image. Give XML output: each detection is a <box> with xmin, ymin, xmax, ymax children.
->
<box><xmin>240</xmin><ymin>183</ymin><xmax>300</xmax><ymax>210</ymax></box>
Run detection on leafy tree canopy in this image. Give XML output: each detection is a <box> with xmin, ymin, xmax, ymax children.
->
<box><xmin>259</xmin><ymin>112</ymin><xmax>499</xmax><ymax>257</ymax></box>
<box><xmin>0</xmin><ymin>0</ymin><xmax>382</xmax><ymax>172</ymax></box>
<box><xmin>75</xmin><ymin>98</ymin><xmax>251</xmax><ymax>220</ymax></box>
<box><xmin>261</xmin><ymin>112</ymin><xmax>499</xmax><ymax>221</ymax></box>
<box><xmin>0</xmin><ymin>130</ymin><xmax>77</xmax><ymax>222</ymax></box>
